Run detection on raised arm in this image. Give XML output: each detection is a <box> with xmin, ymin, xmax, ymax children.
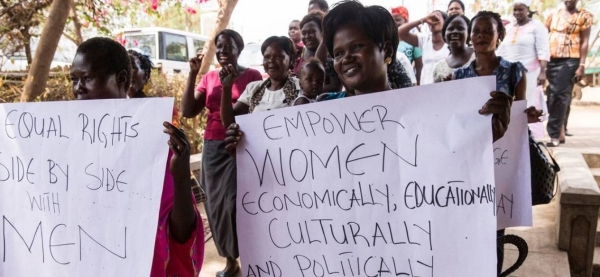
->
<box><xmin>181</xmin><ymin>54</ymin><xmax>206</xmax><ymax>118</ymax></box>
<box><xmin>397</xmin><ymin>19</ymin><xmax>421</xmax><ymax>47</ymax></box>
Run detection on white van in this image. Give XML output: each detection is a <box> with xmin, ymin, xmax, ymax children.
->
<box><xmin>115</xmin><ymin>27</ymin><xmax>211</xmax><ymax>76</ymax></box>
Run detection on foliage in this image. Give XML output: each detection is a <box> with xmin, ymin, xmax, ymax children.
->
<box><xmin>0</xmin><ymin>70</ymin><xmax>207</xmax><ymax>154</ymax></box>
<box><xmin>0</xmin><ymin>0</ymin><xmax>53</xmax><ymax>64</ymax></box>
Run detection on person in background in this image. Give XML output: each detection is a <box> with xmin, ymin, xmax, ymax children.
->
<box><xmin>544</xmin><ymin>0</ymin><xmax>593</xmax><ymax>147</ymax></box>
<box><xmin>293</xmin><ymin>58</ymin><xmax>325</xmax><ymax>105</ymax></box>
<box><xmin>181</xmin><ymin>29</ymin><xmax>262</xmax><ymax>277</ymax></box>
<box><xmin>447</xmin><ymin>0</ymin><xmax>465</xmax><ymax>16</ymax></box>
<box><xmin>127</xmin><ymin>50</ymin><xmax>154</xmax><ymax>98</ymax></box>
<box><xmin>433</xmin><ymin>14</ymin><xmax>474</xmax><ymax>82</ymax></box>
<box><xmin>398</xmin><ymin>10</ymin><xmax>449</xmax><ymax>85</ymax></box>
<box><xmin>497</xmin><ymin>0</ymin><xmax>550</xmax><ymax>139</ymax></box>
<box><xmin>392</xmin><ymin>6</ymin><xmax>424</xmax><ymax>85</ymax></box>
<box><xmin>288</xmin><ymin>20</ymin><xmax>304</xmax><ymax>67</ymax></box>
<box><xmin>300</xmin><ymin>12</ymin><xmax>344</xmax><ymax>93</ymax></box>
<box><xmin>308</xmin><ymin>0</ymin><xmax>328</xmax><ymax>13</ymax></box>
<box><xmin>71</xmin><ymin>37</ymin><xmax>204</xmax><ymax>277</ymax></box>
<box><xmin>219</xmin><ymin>36</ymin><xmax>300</xmax><ymax>128</ymax></box>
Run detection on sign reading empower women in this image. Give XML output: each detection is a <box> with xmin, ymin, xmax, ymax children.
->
<box><xmin>236</xmin><ymin>77</ymin><xmax>498</xmax><ymax>276</ymax></box>
<box><xmin>0</xmin><ymin>98</ymin><xmax>173</xmax><ymax>276</ymax></box>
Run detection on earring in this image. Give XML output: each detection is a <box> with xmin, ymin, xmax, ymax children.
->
<box><xmin>385</xmin><ymin>57</ymin><xmax>392</xmax><ymax>65</ymax></box>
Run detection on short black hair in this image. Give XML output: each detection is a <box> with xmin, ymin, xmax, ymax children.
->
<box><xmin>261</xmin><ymin>36</ymin><xmax>297</xmax><ymax>69</ymax></box>
<box><xmin>442</xmin><ymin>14</ymin><xmax>472</xmax><ymax>44</ymax></box>
<box><xmin>323</xmin><ymin>0</ymin><xmax>398</xmax><ymax>61</ymax></box>
<box><xmin>128</xmin><ymin>49</ymin><xmax>155</xmax><ymax>81</ymax></box>
<box><xmin>470</xmin><ymin>11</ymin><xmax>506</xmax><ymax>44</ymax></box>
<box><xmin>290</xmin><ymin>19</ymin><xmax>300</xmax><ymax>24</ymax></box>
<box><xmin>301</xmin><ymin>58</ymin><xmax>325</xmax><ymax>77</ymax></box>
<box><xmin>76</xmin><ymin>37</ymin><xmax>131</xmax><ymax>88</ymax></box>
<box><xmin>308</xmin><ymin>0</ymin><xmax>329</xmax><ymax>12</ymax></box>
<box><xmin>300</xmin><ymin>11</ymin><xmax>325</xmax><ymax>31</ymax></box>
<box><xmin>448</xmin><ymin>0</ymin><xmax>465</xmax><ymax>11</ymax></box>
<box><xmin>433</xmin><ymin>10</ymin><xmax>449</xmax><ymax>21</ymax></box>
<box><xmin>214</xmin><ymin>29</ymin><xmax>245</xmax><ymax>52</ymax></box>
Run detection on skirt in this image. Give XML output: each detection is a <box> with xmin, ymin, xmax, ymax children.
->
<box><xmin>201</xmin><ymin>140</ymin><xmax>239</xmax><ymax>258</ymax></box>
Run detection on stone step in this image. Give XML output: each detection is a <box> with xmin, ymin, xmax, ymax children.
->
<box><xmin>592</xmin><ymin>168</ymin><xmax>600</xmax><ymax>187</ymax></box>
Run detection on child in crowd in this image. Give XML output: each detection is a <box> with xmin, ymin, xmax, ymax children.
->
<box><xmin>293</xmin><ymin>59</ymin><xmax>325</xmax><ymax>106</ymax></box>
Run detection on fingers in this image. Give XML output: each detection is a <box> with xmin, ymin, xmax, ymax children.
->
<box><xmin>479</xmin><ymin>91</ymin><xmax>512</xmax><ymax>115</ymax></box>
<box><xmin>224</xmin><ymin>123</ymin><xmax>243</xmax><ymax>157</ymax></box>
<box><xmin>163</xmin><ymin>122</ymin><xmax>190</xmax><ymax>156</ymax></box>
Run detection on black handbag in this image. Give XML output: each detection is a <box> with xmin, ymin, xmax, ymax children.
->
<box><xmin>529</xmin><ymin>134</ymin><xmax>560</xmax><ymax>205</ymax></box>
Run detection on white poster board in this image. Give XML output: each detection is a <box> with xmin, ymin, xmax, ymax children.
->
<box><xmin>494</xmin><ymin>101</ymin><xmax>532</xmax><ymax>230</ymax></box>
<box><xmin>0</xmin><ymin>98</ymin><xmax>173</xmax><ymax>276</ymax></box>
<box><xmin>236</xmin><ymin>77</ymin><xmax>498</xmax><ymax>276</ymax></box>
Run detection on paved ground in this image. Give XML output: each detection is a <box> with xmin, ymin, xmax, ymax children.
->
<box><xmin>198</xmin><ymin>88</ymin><xmax>600</xmax><ymax>277</ymax></box>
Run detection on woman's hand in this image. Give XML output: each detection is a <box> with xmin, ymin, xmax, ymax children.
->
<box><xmin>423</xmin><ymin>14</ymin><xmax>440</xmax><ymax>25</ymax></box>
<box><xmin>524</xmin><ymin>106</ymin><xmax>543</xmax><ymax>123</ymax></box>
<box><xmin>574</xmin><ymin>66</ymin><xmax>585</xmax><ymax>83</ymax></box>
<box><xmin>163</xmin><ymin>122</ymin><xmax>191</xmax><ymax>182</ymax></box>
<box><xmin>537</xmin><ymin>72</ymin><xmax>546</xmax><ymax>86</ymax></box>
<box><xmin>479</xmin><ymin>91</ymin><xmax>513</xmax><ymax>142</ymax></box>
<box><xmin>224</xmin><ymin>123</ymin><xmax>243</xmax><ymax>158</ymax></box>
<box><xmin>220</xmin><ymin>64</ymin><xmax>241</xmax><ymax>87</ymax></box>
<box><xmin>189</xmin><ymin>53</ymin><xmax>204</xmax><ymax>74</ymax></box>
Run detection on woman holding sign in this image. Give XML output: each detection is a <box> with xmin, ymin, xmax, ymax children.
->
<box><xmin>181</xmin><ymin>29</ymin><xmax>262</xmax><ymax>277</ymax></box>
<box><xmin>71</xmin><ymin>37</ymin><xmax>204</xmax><ymax>276</ymax></box>
<box><xmin>452</xmin><ymin>10</ymin><xmax>543</xmax><ymax>275</ymax></box>
<box><xmin>224</xmin><ymin>0</ymin><xmax>514</xmax><ymax>157</ymax></box>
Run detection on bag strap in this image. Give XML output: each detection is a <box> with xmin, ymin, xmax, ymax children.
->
<box><xmin>536</xmin><ymin>141</ymin><xmax>561</xmax><ymax>172</ymax></box>
<box><xmin>509</xmin><ymin>62</ymin><xmax>518</xmax><ymax>97</ymax></box>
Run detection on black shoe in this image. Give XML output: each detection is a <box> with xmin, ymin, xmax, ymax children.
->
<box><xmin>565</xmin><ymin>132</ymin><xmax>574</xmax><ymax>137</ymax></box>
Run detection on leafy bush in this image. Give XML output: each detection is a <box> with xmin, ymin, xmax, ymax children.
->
<box><xmin>0</xmin><ymin>70</ymin><xmax>207</xmax><ymax>154</ymax></box>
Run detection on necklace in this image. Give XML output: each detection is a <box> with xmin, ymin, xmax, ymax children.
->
<box><xmin>511</xmin><ymin>25</ymin><xmax>521</xmax><ymax>44</ymax></box>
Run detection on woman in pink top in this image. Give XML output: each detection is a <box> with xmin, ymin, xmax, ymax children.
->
<box><xmin>181</xmin><ymin>29</ymin><xmax>262</xmax><ymax>277</ymax></box>
<box><xmin>71</xmin><ymin>37</ymin><xmax>204</xmax><ymax>276</ymax></box>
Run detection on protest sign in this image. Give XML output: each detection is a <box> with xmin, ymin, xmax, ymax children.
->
<box><xmin>494</xmin><ymin>101</ymin><xmax>532</xmax><ymax>230</ymax></box>
<box><xmin>0</xmin><ymin>98</ymin><xmax>173</xmax><ymax>276</ymax></box>
<box><xmin>236</xmin><ymin>77</ymin><xmax>498</xmax><ymax>277</ymax></box>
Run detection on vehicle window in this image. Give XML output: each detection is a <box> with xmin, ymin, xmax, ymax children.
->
<box><xmin>163</xmin><ymin>33</ymin><xmax>188</xmax><ymax>62</ymax></box>
<box><xmin>123</xmin><ymin>34</ymin><xmax>157</xmax><ymax>59</ymax></box>
<box><xmin>193</xmin><ymin>39</ymin><xmax>205</xmax><ymax>56</ymax></box>
<box><xmin>237</xmin><ymin>44</ymin><xmax>263</xmax><ymax>67</ymax></box>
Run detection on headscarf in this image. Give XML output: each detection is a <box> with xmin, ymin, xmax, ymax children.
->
<box><xmin>391</xmin><ymin>6</ymin><xmax>409</xmax><ymax>22</ymax></box>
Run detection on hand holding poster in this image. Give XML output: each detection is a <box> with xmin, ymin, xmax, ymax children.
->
<box><xmin>0</xmin><ymin>98</ymin><xmax>173</xmax><ymax>276</ymax></box>
<box><xmin>494</xmin><ymin>101</ymin><xmax>532</xmax><ymax>230</ymax></box>
<box><xmin>236</xmin><ymin>77</ymin><xmax>498</xmax><ymax>276</ymax></box>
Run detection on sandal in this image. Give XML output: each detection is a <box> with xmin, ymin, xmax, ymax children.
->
<box><xmin>546</xmin><ymin>139</ymin><xmax>560</xmax><ymax>147</ymax></box>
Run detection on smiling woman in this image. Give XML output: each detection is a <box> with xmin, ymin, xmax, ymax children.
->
<box><xmin>433</xmin><ymin>14</ymin><xmax>474</xmax><ymax>82</ymax></box>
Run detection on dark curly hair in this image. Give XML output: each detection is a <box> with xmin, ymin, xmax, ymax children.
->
<box><xmin>128</xmin><ymin>49</ymin><xmax>154</xmax><ymax>81</ymax></box>
<box><xmin>261</xmin><ymin>36</ymin><xmax>297</xmax><ymax>69</ymax></box>
<box><xmin>214</xmin><ymin>29</ymin><xmax>245</xmax><ymax>53</ymax></box>
<box><xmin>300</xmin><ymin>11</ymin><xmax>325</xmax><ymax>31</ymax></box>
<box><xmin>76</xmin><ymin>37</ymin><xmax>131</xmax><ymax>88</ymax></box>
<box><xmin>442</xmin><ymin>14</ymin><xmax>472</xmax><ymax>44</ymax></box>
<box><xmin>323</xmin><ymin>0</ymin><xmax>398</xmax><ymax>62</ymax></box>
<box><xmin>470</xmin><ymin>11</ymin><xmax>506</xmax><ymax>48</ymax></box>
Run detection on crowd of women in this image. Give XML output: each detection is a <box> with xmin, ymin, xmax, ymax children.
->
<box><xmin>66</xmin><ymin>0</ymin><xmax>593</xmax><ymax>276</ymax></box>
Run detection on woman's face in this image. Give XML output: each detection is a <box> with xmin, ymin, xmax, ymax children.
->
<box><xmin>564</xmin><ymin>0</ymin><xmax>578</xmax><ymax>10</ymax></box>
<box><xmin>288</xmin><ymin>21</ymin><xmax>302</xmax><ymax>43</ymax></box>
<box><xmin>445</xmin><ymin>16</ymin><xmax>469</xmax><ymax>49</ymax></box>
<box><xmin>392</xmin><ymin>14</ymin><xmax>406</xmax><ymax>28</ymax></box>
<box><xmin>332</xmin><ymin>24</ymin><xmax>389</xmax><ymax>95</ymax></box>
<box><xmin>70</xmin><ymin>53</ymin><xmax>127</xmax><ymax>100</ymax></box>
<box><xmin>429</xmin><ymin>11</ymin><xmax>445</xmax><ymax>33</ymax></box>
<box><xmin>471</xmin><ymin>16</ymin><xmax>499</xmax><ymax>54</ymax></box>
<box><xmin>262</xmin><ymin>42</ymin><xmax>291</xmax><ymax>81</ymax></box>
<box><xmin>215</xmin><ymin>34</ymin><xmax>240</xmax><ymax>67</ymax></box>
<box><xmin>513</xmin><ymin>3</ymin><xmax>528</xmax><ymax>22</ymax></box>
<box><xmin>129</xmin><ymin>55</ymin><xmax>146</xmax><ymax>96</ymax></box>
<box><xmin>301</xmin><ymin>21</ymin><xmax>323</xmax><ymax>52</ymax></box>
<box><xmin>448</xmin><ymin>2</ymin><xmax>464</xmax><ymax>16</ymax></box>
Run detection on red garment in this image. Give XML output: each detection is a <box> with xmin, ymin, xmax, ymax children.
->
<box><xmin>196</xmin><ymin>68</ymin><xmax>262</xmax><ymax>140</ymax></box>
<box><xmin>391</xmin><ymin>6</ymin><xmax>409</xmax><ymax>22</ymax></box>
